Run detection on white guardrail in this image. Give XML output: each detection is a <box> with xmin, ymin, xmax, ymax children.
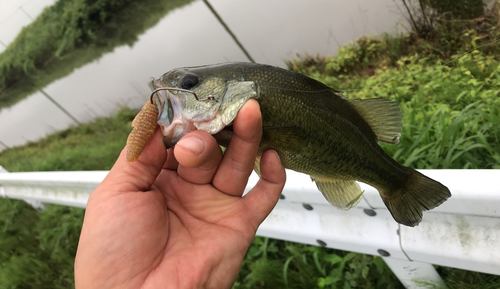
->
<box><xmin>0</xmin><ymin>166</ymin><xmax>499</xmax><ymax>288</ymax></box>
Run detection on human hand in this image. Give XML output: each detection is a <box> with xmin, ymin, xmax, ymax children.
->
<box><xmin>74</xmin><ymin>100</ymin><xmax>286</xmax><ymax>289</ymax></box>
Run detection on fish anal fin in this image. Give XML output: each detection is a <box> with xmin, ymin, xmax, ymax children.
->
<box><xmin>348</xmin><ymin>98</ymin><xmax>402</xmax><ymax>144</ymax></box>
<box><xmin>312</xmin><ymin>176</ymin><xmax>363</xmax><ymax>210</ymax></box>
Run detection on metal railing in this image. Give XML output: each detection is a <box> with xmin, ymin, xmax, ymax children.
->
<box><xmin>1</xmin><ymin>167</ymin><xmax>499</xmax><ymax>288</ymax></box>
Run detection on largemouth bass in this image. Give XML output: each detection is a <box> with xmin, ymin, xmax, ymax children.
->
<box><xmin>148</xmin><ymin>62</ymin><xmax>451</xmax><ymax>227</ymax></box>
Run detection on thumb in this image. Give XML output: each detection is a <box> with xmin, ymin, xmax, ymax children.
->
<box><xmin>102</xmin><ymin>126</ymin><xmax>167</xmax><ymax>192</ymax></box>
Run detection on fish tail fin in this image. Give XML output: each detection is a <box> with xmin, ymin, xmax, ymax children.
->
<box><xmin>380</xmin><ymin>170</ymin><xmax>451</xmax><ymax>227</ymax></box>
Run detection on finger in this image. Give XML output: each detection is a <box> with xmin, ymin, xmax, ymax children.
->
<box><xmin>101</xmin><ymin>126</ymin><xmax>167</xmax><ymax>193</ymax></box>
<box><xmin>212</xmin><ymin>99</ymin><xmax>262</xmax><ymax>196</ymax></box>
<box><xmin>174</xmin><ymin>130</ymin><xmax>223</xmax><ymax>184</ymax></box>
<box><xmin>164</xmin><ymin>148</ymin><xmax>178</xmax><ymax>170</ymax></box>
<box><xmin>243</xmin><ymin>149</ymin><xmax>286</xmax><ymax>227</ymax></box>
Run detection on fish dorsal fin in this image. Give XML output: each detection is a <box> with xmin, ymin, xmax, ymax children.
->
<box><xmin>348</xmin><ymin>98</ymin><xmax>402</xmax><ymax>144</ymax></box>
<box><xmin>311</xmin><ymin>176</ymin><xmax>363</xmax><ymax>210</ymax></box>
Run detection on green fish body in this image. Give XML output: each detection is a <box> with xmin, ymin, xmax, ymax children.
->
<box><xmin>150</xmin><ymin>62</ymin><xmax>451</xmax><ymax>227</ymax></box>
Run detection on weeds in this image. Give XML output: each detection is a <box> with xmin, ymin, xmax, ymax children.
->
<box><xmin>0</xmin><ymin>108</ymin><xmax>135</xmax><ymax>172</ymax></box>
<box><xmin>1</xmin><ymin>41</ymin><xmax>500</xmax><ymax>288</ymax></box>
<box><xmin>1</xmin><ymin>49</ymin><xmax>499</xmax><ymax>288</ymax></box>
<box><xmin>1</xmin><ymin>4</ymin><xmax>500</xmax><ymax>287</ymax></box>
<box><xmin>233</xmin><ymin>237</ymin><xmax>402</xmax><ymax>289</ymax></box>
<box><xmin>0</xmin><ymin>199</ymin><xmax>84</xmax><ymax>288</ymax></box>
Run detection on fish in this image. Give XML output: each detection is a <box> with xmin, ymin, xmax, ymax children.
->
<box><xmin>148</xmin><ymin>61</ymin><xmax>451</xmax><ymax>227</ymax></box>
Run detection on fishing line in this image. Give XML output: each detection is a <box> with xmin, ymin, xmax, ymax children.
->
<box><xmin>149</xmin><ymin>87</ymin><xmax>215</xmax><ymax>104</ymax></box>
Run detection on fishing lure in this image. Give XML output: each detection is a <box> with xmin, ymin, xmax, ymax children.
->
<box><xmin>126</xmin><ymin>87</ymin><xmax>204</xmax><ymax>162</ymax></box>
<box><xmin>126</xmin><ymin>98</ymin><xmax>159</xmax><ymax>162</ymax></box>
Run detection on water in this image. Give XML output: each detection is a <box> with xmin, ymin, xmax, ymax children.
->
<box><xmin>0</xmin><ymin>0</ymin><xmax>407</xmax><ymax>151</ymax></box>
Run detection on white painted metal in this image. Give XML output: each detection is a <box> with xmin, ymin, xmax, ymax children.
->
<box><xmin>0</xmin><ymin>171</ymin><xmax>107</xmax><ymax>208</ymax></box>
<box><xmin>1</xmin><ymin>168</ymin><xmax>499</xmax><ymax>287</ymax></box>
<box><xmin>255</xmin><ymin>201</ymin><xmax>405</xmax><ymax>259</ymax></box>
<box><xmin>361</xmin><ymin>170</ymin><xmax>500</xmax><ymax>218</ymax></box>
<box><xmin>400</xmin><ymin>212</ymin><xmax>500</xmax><ymax>276</ymax></box>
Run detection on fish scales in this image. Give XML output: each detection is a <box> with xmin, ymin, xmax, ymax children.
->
<box><xmin>148</xmin><ymin>62</ymin><xmax>451</xmax><ymax>226</ymax></box>
<box><xmin>257</xmin><ymin>87</ymin><xmax>407</xmax><ymax>187</ymax></box>
<box><xmin>204</xmin><ymin>64</ymin><xmax>407</xmax><ymax>185</ymax></box>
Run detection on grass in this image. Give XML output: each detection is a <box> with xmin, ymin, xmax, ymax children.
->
<box><xmin>0</xmin><ymin>200</ymin><xmax>84</xmax><ymax>288</ymax></box>
<box><xmin>331</xmin><ymin>52</ymin><xmax>500</xmax><ymax>170</ymax></box>
<box><xmin>1</xmin><ymin>49</ymin><xmax>500</xmax><ymax>288</ymax></box>
<box><xmin>1</xmin><ymin>3</ymin><xmax>500</xmax><ymax>288</ymax></box>
<box><xmin>234</xmin><ymin>237</ymin><xmax>401</xmax><ymax>289</ymax></box>
<box><xmin>0</xmin><ymin>109</ymin><xmax>137</xmax><ymax>287</ymax></box>
<box><xmin>0</xmin><ymin>108</ymin><xmax>135</xmax><ymax>172</ymax></box>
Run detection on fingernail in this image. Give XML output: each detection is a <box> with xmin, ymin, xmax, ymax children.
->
<box><xmin>176</xmin><ymin>137</ymin><xmax>205</xmax><ymax>156</ymax></box>
<box><xmin>272</xmin><ymin>150</ymin><xmax>281</xmax><ymax>165</ymax></box>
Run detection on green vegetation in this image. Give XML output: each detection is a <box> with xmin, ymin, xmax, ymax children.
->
<box><xmin>234</xmin><ymin>238</ymin><xmax>401</xmax><ymax>289</ymax></box>
<box><xmin>291</xmin><ymin>49</ymin><xmax>500</xmax><ymax>171</ymax></box>
<box><xmin>287</xmin><ymin>3</ymin><xmax>500</xmax><ymax>172</ymax></box>
<box><xmin>1</xmin><ymin>40</ymin><xmax>500</xmax><ymax>287</ymax></box>
<box><xmin>0</xmin><ymin>0</ymin><xmax>194</xmax><ymax>109</ymax></box>
<box><xmin>0</xmin><ymin>110</ymin><xmax>135</xmax><ymax>288</ymax></box>
<box><xmin>1</xmin><ymin>1</ymin><xmax>500</xmax><ymax>288</ymax></box>
<box><xmin>0</xmin><ymin>108</ymin><xmax>135</xmax><ymax>171</ymax></box>
<box><xmin>0</xmin><ymin>200</ymin><xmax>83</xmax><ymax>288</ymax></box>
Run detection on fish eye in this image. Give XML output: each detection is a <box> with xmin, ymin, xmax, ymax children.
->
<box><xmin>180</xmin><ymin>75</ymin><xmax>198</xmax><ymax>90</ymax></box>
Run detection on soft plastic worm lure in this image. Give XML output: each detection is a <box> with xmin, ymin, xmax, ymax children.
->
<box><xmin>126</xmin><ymin>87</ymin><xmax>211</xmax><ymax>162</ymax></box>
<box><xmin>126</xmin><ymin>98</ymin><xmax>159</xmax><ymax>162</ymax></box>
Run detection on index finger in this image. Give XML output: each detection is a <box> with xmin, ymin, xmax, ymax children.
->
<box><xmin>100</xmin><ymin>127</ymin><xmax>168</xmax><ymax>194</ymax></box>
<box><xmin>212</xmin><ymin>99</ymin><xmax>262</xmax><ymax>196</ymax></box>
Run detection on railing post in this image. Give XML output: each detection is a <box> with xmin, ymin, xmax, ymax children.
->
<box><xmin>383</xmin><ymin>257</ymin><xmax>447</xmax><ymax>289</ymax></box>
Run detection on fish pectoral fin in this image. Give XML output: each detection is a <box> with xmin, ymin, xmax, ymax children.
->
<box><xmin>348</xmin><ymin>98</ymin><xmax>402</xmax><ymax>144</ymax></box>
<box><xmin>312</xmin><ymin>176</ymin><xmax>363</xmax><ymax>210</ymax></box>
<box><xmin>253</xmin><ymin>156</ymin><xmax>261</xmax><ymax>177</ymax></box>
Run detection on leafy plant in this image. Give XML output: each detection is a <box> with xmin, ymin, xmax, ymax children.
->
<box><xmin>234</xmin><ymin>238</ymin><xmax>402</xmax><ymax>289</ymax></box>
<box><xmin>1</xmin><ymin>5</ymin><xmax>500</xmax><ymax>287</ymax></box>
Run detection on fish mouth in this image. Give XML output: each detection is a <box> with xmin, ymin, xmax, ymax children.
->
<box><xmin>148</xmin><ymin>77</ymin><xmax>259</xmax><ymax>148</ymax></box>
<box><xmin>150</xmin><ymin>80</ymin><xmax>219</xmax><ymax>148</ymax></box>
